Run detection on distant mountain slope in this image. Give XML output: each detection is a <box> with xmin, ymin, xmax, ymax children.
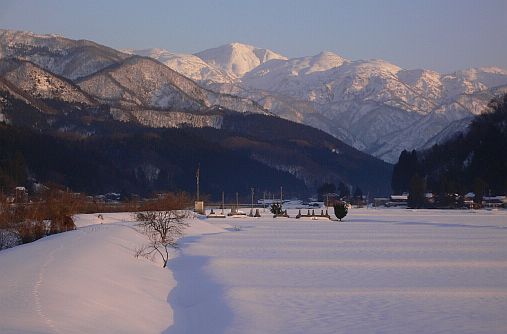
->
<box><xmin>76</xmin><ymin>56</ymin><xmax>206</xmax><ymax>111</ymax></box>
<box><xmin>242</xmin><ymin>51</ymin><xmax>347</xmax><ymax>91</ymax></box>
<box><xmin>0</xmin><ymin>30</ymin><xmax>266</xmax><ymax>116</ymax></box>
<box><xmin>220</xmin><ymin>113</ymin><xmax>392</xmax><ymax>192</ymax></box>
<box><xmin>75</xmin><ymin>55</ymin><xmax>266</xmax><ymax>114</ymax></box>
<box><xmin>123</xmin><ymin>48</ymin><xmax>236</xmax><ymax>84</ymax></box>
<box><xmin>195</xmin><ymin>43</ymin><xmax>287</xmax><ymax>78</ymax></box>
<box><xmin>0</xmin><ymin>29</ymin><xmax>129</xmax><ymax>80</ymax></box>
<box><xmin>0</xmin><ymin>58</ymin><xmax>96</xmax><ymax>105</ymax></box>
<box><xmin>238</xmin><ymin>57</ymin><xmax>507</xmax><ymax>162</ymax></box>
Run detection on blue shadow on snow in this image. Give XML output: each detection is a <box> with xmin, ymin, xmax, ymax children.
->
<box><xmin>163</xmin><ymin>234</ymin><xmax>233</xmax><ymax>334</ymax></box>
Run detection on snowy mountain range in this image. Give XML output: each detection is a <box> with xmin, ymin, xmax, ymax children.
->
<box><xmin>0</xmin><ymin>30</ymin><xmax>267</xmax><ymax>117</ymax></box>
<box><xmin>2</xmin><ymin>28</ymin><xmax>507</xmax><ymax>164</ymax></box>
<box><xmin>0</xmin><ymin>29</ymin><xmax>392</xmax><ymax>195</ymax></box>
<box><xmin>128</xmin><ymin>44</ymin><xmax>507</xmax><ymax>162</ymax></box>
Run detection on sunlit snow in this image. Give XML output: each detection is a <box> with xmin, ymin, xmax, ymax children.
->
<box><xmin>1</xmin><ymin>208</ymin><xmax>507</xmax><ymax>333</ymax></box>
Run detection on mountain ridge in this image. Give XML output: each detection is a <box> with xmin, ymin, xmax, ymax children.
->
<box><xmin>130</xmin><ymin>43</ymin><xmax>507</xmax><ymax>162</ymax></box>
<box><xmin>0</xmin><ymin>31</ymin><xmax>392</xmax><ymax>196</ymax></box>
<box><xmin>0</xmin><ymin>29</ymin><xmax>129</xmax><ymax>80</ymax></box>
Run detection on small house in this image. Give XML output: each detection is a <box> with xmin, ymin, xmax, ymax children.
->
<box><xmin>483</xmin><ymin>196</ymin><xmax>507</xmax><ymax>208</ymax></box>
<box><xmin>386</xmin><ymin>194</ymin><xmax>408</xmax><ymax>207</ymax></box>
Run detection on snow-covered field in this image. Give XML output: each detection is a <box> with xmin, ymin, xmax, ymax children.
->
<box><xmin>0</xmin><ymin>212</ymin><xmax>225</xmax><ymax>334</ymax></box>
<box><xmin>1</xmin><ymin>208</ymin><xmax>507</xmax><ymax>333</ymax></box>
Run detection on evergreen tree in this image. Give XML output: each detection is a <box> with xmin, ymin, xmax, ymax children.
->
<box><xmin>408</xmin><ymin>174</ymin><xmax>426</xmax><ymax>208</ymax></box>
<box><xmin>473</xmin><ymin>178</ymin><xmax>487</xmax><ymax>204</ymax></box>
<box><xmin>392</xmin><ymin>150</ymin><xmax>419</xmax><ymax>194</ymax></box>
<box><xmin>333</xmin><ymin>202</ymin><xmax>348</xmax><ymax>221</ymax></box>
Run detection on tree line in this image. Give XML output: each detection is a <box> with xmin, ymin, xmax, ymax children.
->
<box><xmin>0</xmin><ymin>188</ymin><xmax>195</xmax><ymax>250</ymax></box>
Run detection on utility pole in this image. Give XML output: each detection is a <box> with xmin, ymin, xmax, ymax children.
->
<box><xmin>280</xmin><ymin>186</ymin><xmax>283</xmax><ymax>204</ymax></box>
<box><xmin>251</xmin><ymin>188</ymin><xmax>255</xmax><ymax>210</ymax></box>
<box><xmin>196</xmin><ymin>163</ymin><xmax>200</xmax><ymax>202</ymax></box>
<box><xmin>263</xmin><ymin>191</ymin><xmax>266</xmax><ymax>212</ymax></box>
<box><xmin>236</xmin><ymin>192</ymin><xmax>239</xmax><ymax>211</ymax></box>
<box><xmin>221</xmin><ymin>191</ymin><xmax>225</xmax><ymax>215</ymax></box>
<box><xmin>250</xmin><ymin>187</ymin><xmax>255</xmax><ymax>217</ymax></box>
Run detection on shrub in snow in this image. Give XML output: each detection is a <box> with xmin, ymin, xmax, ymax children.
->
<box><xmin>333</xmin><ymin>202</ymin><xmax>348</xmax><ymax>221</ymax></box>
<box><xmin>16</xmin><ymin>220</ymin><xmax>47</xmax><ymax>243</ymax></box>
<box><xmin>0</xmin><ymin>229</ymin><xmax>21</xmax><ymax>250</ymax></box>
<box><xmin>0</xmin><ymin>187</ymin><xmax>77</xmax><ymax>249</ymax></box>
<box><xmin>270</xmin><ymin>203</ymin><xmax>283</xmax><ymax>215</ymax></box>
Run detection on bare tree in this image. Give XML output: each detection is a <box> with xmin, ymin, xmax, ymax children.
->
<box><xmin>135</xmin><ymin>210</ymin><xmax>189</xmax><ymax>268</ymax></box>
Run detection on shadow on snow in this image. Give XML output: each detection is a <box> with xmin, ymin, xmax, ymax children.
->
<box><xmin>163</xmin><ymin>234</ymin><xmax>233</xmax><ymax>334</ymax></box>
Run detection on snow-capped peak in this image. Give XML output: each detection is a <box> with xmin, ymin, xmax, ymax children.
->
<box><xmin>302</xmin><ymin>51</ymin><xmax>347</xmax><ymax>74</ymax></box>
<box><xmin>453</xmin><ymin>67</ymin><xmax>507</xmax><ymax>88</ymax></box>
<box><xmin>123</xmin><ymin>48</ymin><xmax>236</xmax><ymax>84</ymax></box>
<box><xmin>194</xmin><ymin>42</ymin><xmax>287</xmax><ymax>78</ymax></box>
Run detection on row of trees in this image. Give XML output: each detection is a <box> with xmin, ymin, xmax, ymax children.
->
<box><xmin>404</xmin><ymin>171</ymin><xmax>489</xmax><ymax>208</ymax></box>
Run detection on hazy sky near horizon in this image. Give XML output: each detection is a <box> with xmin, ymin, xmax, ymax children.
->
<box><xmin>0</xmin><ymin>0</ymin><xmax>506</xmax><ymax>72</ymax></box>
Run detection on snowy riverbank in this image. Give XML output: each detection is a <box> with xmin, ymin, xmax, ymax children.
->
<box><xmin>1</xmin><ymin>208</ymin><xmax>507</xmax><ymax>333</ymax></box>
<box><xmin>0</xmin><ymin>212</ymin><xmax>228</xmax><ymax>334</ymax></box>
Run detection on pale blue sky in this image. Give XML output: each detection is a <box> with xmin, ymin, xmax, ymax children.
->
<box><xmin>0</xmin><ymin>0</ymin><xmax>506</xmax><ymax>72</ymax></box>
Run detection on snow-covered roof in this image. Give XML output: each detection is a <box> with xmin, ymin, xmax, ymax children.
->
<box><xmin>483</xmin><ymin>196</ymin><xmax>507</xmax><ymax>203</ymax></box>
<box><xmin>390</xmin><ymin>195</ymin><xmax>408</xmax><ymax>200</ymax></box>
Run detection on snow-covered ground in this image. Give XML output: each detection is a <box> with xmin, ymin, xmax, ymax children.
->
<box><xmin>1</xmin><ymin>208</ymin><xmax>507</xmax><ymax>333</ymax></box>
<box><xmin>171</xmin><ymin>208</ymin><xmax>507</xmax><ymax>334</ymax></box>
<box><xmin>0</xmin><ymin>212</ymin><xmax>226</xmax><ymax>334</ymax></box>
